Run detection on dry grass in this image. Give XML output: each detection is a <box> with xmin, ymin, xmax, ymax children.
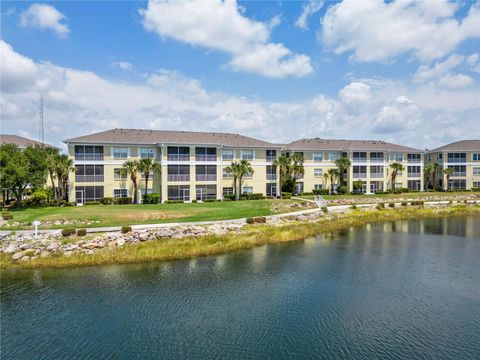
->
<box><xmin>2</xmin><ymin>206</ymin><xmax>479</xmax><ymax>270</ymax></box>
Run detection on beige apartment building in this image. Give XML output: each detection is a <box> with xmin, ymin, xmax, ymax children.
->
<box><xmin>285</xmin><ymin>138</ymin><xmax>424</xmax><ymax>194</ymax></box>
<box><xmin>425</xmin><ymin>140</ymin><xmax>480</xmax><ymax>190</ymax></box>
<box><xmin>64</xmin><ymin>129</ymin><xmax>282</xmax><ymax>203</ymax></box>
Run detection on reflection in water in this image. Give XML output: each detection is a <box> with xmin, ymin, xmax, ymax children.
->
<box><xmin>1</xmin><ymin>216</ymin><xmax>480</xmax><ymax>360</ymax></box>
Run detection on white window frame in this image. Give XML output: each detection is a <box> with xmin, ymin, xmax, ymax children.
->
<box><xmin>473</xmin><ymin>153</ymin><xmax>480</xmax><ymax>161</ymax></box>
<box><xmin>242</xmin><ymin>186</ymin><xmax>253</xmax><ymax>194</ymax></box>
<box><xmin>314</xmin><ymin>168</ymin><xmax>323</xmax><ymax>177</ymax></box>
<box><xmin>473</xmin><ymin>181</ymin><xmax>480</xmax><ymax>187</ymax></box>
<box><xmin>223</xmin><ymin>187</ymin><xmax>234</xmax><ymax>195</ymax></box>
<box><xmin>314</xmin><ymin>184</ymin><xmax>323</xmax><ymax>190</ymax></box>
<box><xmin>473</xmin><ymin>167</ymin><xmax>480</xmax><ymax>176</ymax></box>
<box><xmin>391</xmin><ymin>153</ymin><xmax>403</xmax><ymax>162</ymax></box>
<box><xmin>113</xmin><ymin>188</ymin><xmax>128</xmax><ymax>198</ymax></box>
<box><xmin>114</xmin><ymin>168</ymin><xmax>127</xmax><ymax>181</ymax></box>
<box><xmin>328</xmin><ymin>152</ymin><xmax>339</xmax><ymax>161</ymax></box>
<box><xmin>240</xmin><ymin>150</ymin><xmax>254</xmax><ymax>161</ymax></box>
<box><xmin>112</xmin><ymin>147</ymin><xmax>129</xmax><ymax>159</ymax></box>
<box><xmin>313</xmin><ymin>152</ymin><xmax>323</xmax><ymax>162</ymax></box>
<box><xmin>139</xmin><ymin>148</ymin><xmax>155</xmax><ymax>159</ymax></box>
<box><xmin>222</xmin><ymin>150</ymin><xmax>235</xmax><ymax>161</ymax></box>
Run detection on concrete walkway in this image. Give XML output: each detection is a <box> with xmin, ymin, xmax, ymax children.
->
<box><xmin>0</xmin><ymin>199</ymin><xmax>475</xmax><ymax>237</ymax></box>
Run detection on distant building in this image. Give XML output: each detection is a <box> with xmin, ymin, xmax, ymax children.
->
<box><xmin>0</xmin><ymin>134</ymin><xmax>53</xmax><ymax>149</ymax></box>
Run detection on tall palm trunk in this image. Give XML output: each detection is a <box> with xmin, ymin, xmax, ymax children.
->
<box><xmin>49</xmin><ymin>170</ymin><xmax>57</xmax><ymax>200</ymax></box>
<box><xmin>145</xmin><ymin>174</ymin><xmax>149</xmax><ymax>195</ymax></box>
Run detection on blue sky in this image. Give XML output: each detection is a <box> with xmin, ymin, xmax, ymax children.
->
<box><xmin>1</xmin><ymin>0</ymin><xmax>479</xmax><ymax>150</ymax></box>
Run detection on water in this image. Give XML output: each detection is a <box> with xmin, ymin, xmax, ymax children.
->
<box><xmin>2</xmin><ymin>216</ymin><xmax>480</xmax><ymax>359</ymax></box>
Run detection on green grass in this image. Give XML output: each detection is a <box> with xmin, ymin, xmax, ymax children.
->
<box><xmin>1</xmin><ymin>199</ymin><xmax>302</xmax><ymax>230</ymax></box>
<box><xmin>3</xmin><ymin>205</ymin><xmax>478</xmax><ymax>269</ymax></box>
<box><xmin>299</xmin><ymin>191</ymin><xmax>477</xmax><ymax>201</ymax></box>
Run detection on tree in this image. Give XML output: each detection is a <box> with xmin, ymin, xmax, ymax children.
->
<box><xmin>326</xmin><ymin>168</ymin><xmax>339</xmax><ymax>194</ymax></box>
<box><xmin>424</xmin><ymin>164</ymin><xmax>434</xmax><ymax>190</ymax></box>
<box><xmin>226</xmin><ymin>160</ymin><xmax>253</xmax><ymax>200</ymax></box>
<box><xmin>353</xmin><ymin>180</ymin><xmax>364</xmax><ymax>194</ymax></box>
<box><xmin>431</xmin><ymin>162</ymin><xmax>440</xmax><ymax>189</ymax></box>
<box><xmin>273</xmin><ymin>155</ymin><xmax>289</xmax><ymax>196</ymax></box>
<box><xmin>45</xmin><ymin>147</ymin><xmax>61</xmax><ymax>199</ymax></box>
<box><xmin>443</xmin><ymin>167</ymin><xmax>454</xmax><ymax>191</ymax></box>
<box><xmin>334</xmin><ymin>157</ymin><xmax>351</xmax><ymax>187</ymax></box>
<box><xmin>138</xmin><ymin>158</ymin><xmax>161</xmax><ymax>196</ymax></box>
<box><xmin>389</xmin><ymin>162</ymin><xmax>405</xmax><ymax>191</ymax></box>
<box><xmin>290</xmin><ymin>152</ymin><xmax>304</xmax><ymax>194</ymax></box>
<box><xmin>122</xmin><ymin>160</ymin><xmax>140</xmax><ymax>203</ymax></box>
<box><xmin>0</xmin><ymin>144</ymin><xmax>47</xmax><ymax>207</ymax></box>
<box><xmin>55</xmin><ymin>154</ymin><xmax>74</xmax><ymax>200</ymax></box>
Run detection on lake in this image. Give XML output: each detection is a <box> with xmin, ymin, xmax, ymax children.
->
<box><xmin>2</xmin><ymin>215</ymin><xmax>480</xmax><ymax>359</ymax></box>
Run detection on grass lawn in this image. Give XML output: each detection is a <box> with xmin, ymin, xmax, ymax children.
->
<box><xmin>1</xmin><ymin>199</ymin><xmax>303</xmax><ymax>230</ymax></box>
<box><xmin>298</xmin><ymin>191</ymin><xmax>478</xmax><ymax>202</ymax></box>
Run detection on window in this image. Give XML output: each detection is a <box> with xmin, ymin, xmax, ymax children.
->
<box><xmin>139</xmin><ymin>148</ymin><xmax>155</xmax><ymax>159</ymax></box>
<box><xmin>196</xmin><ymin>185</ymin><xmax>216</xmax><ymax>200</ymax></box>
<box><xmin>113</xmin><ymin>147</ymin><xmax>128</xmax><ymax>159</ymax></box>
<box><xmin>113</xmin><ymin>189</ymin><xmax>128</xmax><ymax>198</ymax></box>
<box><xmin>353</xmin><ymin>166</ymin><xmax>367</xmax><ymax>178</ymax></box>
<box><xmin>407</xmin><ymin>166</ymin><xmax>421</xmax><ymax>177</ymax></box>
<box><xmin>167</xmin><ymin>146</ymin><xmax>190</xmax><ymax>161</ymax></box>
<box><xmin>75</xmin><ymin>165</ymin><xmax>104</xmax><ymax>182</ymax></box>
<box><xmin>242</xmin><ymin>186</ymin><xmax>253</xmax><ymax>194</ymax></box>
<box><xmin>473</xmin><ymin>167</ymin><xmax>480</xmax><ymax>175</ymax></box>
<box><xmin>266</xmin><ymin>165</ymin><xmax>276</xmax><ymax>180</ymax></box>
<box><xmin>195</xmin><ymin>147</ymin><xmax>216</xmax><ymax>161</ymax></box>
<box><xmin>473</xmin><ymin>153</ymin><xmax>480</xmax><ymax>161</ymax></box>
<box><xmin>448</xmin><ymin>165</ymin><xmax>466</xmax><ymax>177</ymax></box>
<box><xmin>407</xmin><ymin>153</ymin><xmax>421</xmax><ymax>163</ymax></box>
<box><xmin>370</xmin><ymin>166</ymin><xmax>384</xmax><ymax>178</ymax></box>
<box><xmin>395</xmin><ymin>182</ymin><xmax>403</xmax><ymax>189</ymax></box>
<box><xmin>114</xmin><ymin>168</ymin><xmax>127</xmax><ymax>180</ymax></box>
<box><xmin>473</xmin><ymin>182</ymin><xmax>480</xmax><ymax>187</ymax></box>
<box><xmin>313</xmin><ymin>152</ymin><xmax>323</xmax><ymax>162</ymax></box>
<box><xmin>167</xmin><ymin>165</ymin><xmax>190</xmax><ymax>181</ymax></box>
<box><xmin>391</xmin><ymin>153</ymin><xmax>403</xmax><ymax>162</ymax></box>
<box><xmin>328</xmin><ymin>152</ymin><xmax>339</xmax><ymax>161</ymax></box>
<box><xmin>244</xmin><ymin>172</ymin><xmax>253</xmax><ymax>179</ymax></box>
<box><xmin>438</xmin><ymin>153</ymin><xmax>443</xmax><ymax>160</ymax></box>
<box><xmin>223</xmin><ymin>187</ymin><xmax>234</xmax><ymax>195</ymax></box>
<box><xmin>408</xmin><ymin>180</ymin><xmax>421</xmax><ymax>191</ymax></box>
<box><xmin>353</xmin><ymin>152</ymin><xmax>367</xmax><ymax>161</ymax></box>
<box><xmin>223</xmin><ymin>168</ymin><xmax>233</xmax><ymax>179</ymax></box>
<box><xmin>222</xmin><ymin>150</ymin><xmax>234</xmax><ymax>160</ymax></box>
<box><xmin>314</xmin><ymin>168</ymin><xmax>323</xmax><ymax>177</ymax></box>
<box><xmin>370</xmin><ymin>152</ymin><xmax>384</xmax><ymax>162</ymax></box>
<box><xmin>241</xmin><ymin>150</ymin><xmax>254</xmax><ymax>160</ymax></box>
<box><xmin>141</xmin><ymin>171</ymin><xmax>154</xmax><ymax>180</ymax></box>
<box><xmin>168</xmin><ymin>185</ymin><xmax>190</xmax><ymax>201</ymax></box>
<box><xmin>266</xmin><ymin>149</ymin><xmax>276</xmax><ymax>161</ymax></box>
<box><xmin>196</xmin><ymin>165</ymin><xmax>216</xmax><ymax>181</ymax></box>
<box><xmin>448</xmin><ymin>179</ymin><xmax>466</xmax><ymax>190</ymax></box>
<box><xmin>266</xmin><ymin>183</ymin><xmax>277</xmax><ymax>197</ymax></box>
<box><xmin>75</xmin><ymin>186</ymin><xmax>104</xmax><ymax>203</ymax></box>
<box><xmin>447</xmin><ymin>153</ymin><xmax>466</xmax><ymax>163</ymax></box>
<box><xmin>314</xmin><ymin>184</ymin><xmax>323</xmax><ymax>190</ymax></box>
<box><xmin>74</xmin><ymin>145</ymin><xmax>104</xmax><ymax>161</ymax></box>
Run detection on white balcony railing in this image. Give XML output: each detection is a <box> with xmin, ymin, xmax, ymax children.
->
<box><xmin>408</xmin><ymin>173</ymin><xmax>421</xmax><ymax>178</ymax></box>
<box><xmin>447</xmin><ymin>159</ymin><xmax>467</xmax><ymax>163</ymax></box>
<box><xmin>75</xmin><ymin>175</ymin><xmax>104</xmax><ymax>182</ymax></box>
<box><xmin>75</xmin><ymin>154</ymin><xmax>104</xmax><ymax>161</ymax></box>
<box><xmin>195</xmin><ymin>155</ymin><xmax>216</xmax><ymax>161</ymax></box>
<box><xmin>266</xmin><ymin>174</ymin><xmax>277</xmax><ymax>180</ymax></box>
<box><xmin>370</xmin><ymin>159</ymin><xmax>384</xmax><ymax>163</ymax></box>
<box><xmin>407</xmin><ymin>159</ymin><xmax>421</xmax><ymax>163</ymax></box>
<box><xmin>167</xmin><ymin>174</ymin><xmax>190</xmax><ymax>182</ymax></box>
<box><xmin>353</xmin><ymin>173</ymin><xmax>367</xmax><ymax>178</ymax></box>
<box><xmin>196</xmin><ymin>174</ymin><xmax>217</xmax><ymax>181</ymax></box>
<box><xmin>353</xmin><ymin>158</ymin><xmax>367</xmax><ymax>162</ymax></box>
<box><xmin>223</xmin><ymin>173</ymin><xmax>233</xmax><ymax>179</ymax></box>
<box><xmin>452</xmin><ymin>172</ymin><xmax>467</xmax><ymax>177</ymax></box>
<box><xmin>168</xmin><ymin>154</ymin><xmax>190</xmax><ymax>161</ymax></box>
<box><xmin>266</xmin><ymin>156</ymin><xmax>276</xmax><ymax>162</ymax></box>
<box><xmin>370</xmin><ymin>173</ymin><xmax>384</xmax><ymax>178</ymax></box>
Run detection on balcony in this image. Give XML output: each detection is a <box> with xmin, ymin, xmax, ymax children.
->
<box><xmin>168</xmin><ymin>154</ymin><xmax>189</xmax><ymax>161</ymax></box>
<box><xmin>353</xmin><ymin>173</ymin><xmax>367</xmax><ymax>178</ymax></box>
<box><xmin>452</xmin><ymin>172</ymin><xmax>467</xmax><ymax>177</ymax></box>
<box><xmin>266</xmin><ymin>174</ymin><xmax>277</xmax><ymax>181</ymax></box>
<box><xmin>407</xmin><ymin>173</ymin><xmax>421</xmax><ymax>178</ymax></box>
<box><xmin>74</xmin><ymin>154</ymin><xmax>104</xmax><ymax>161</ymax></box>
<box><xmin>266</xmin><ymin>156</ymin><xmax>276</xmax><ymax>162</ymax></box>
<box><xmin>75</xmin><ymin>175</ymin><xmax>104</xmax><ymax>182</ymax></box>
<box><xmin>447</xmin><ymin>158</ymin><xmax>467</xmax><ymax>163</ymax></box>
<box><xmin>407</xmin><ymin>159</ymin><xmax>421</xmax><ymax>163</ymax></box>
<box><xmin>196</xmin><ymin>174</ymin><xmax>217</xmax><ymax>181</ymax></box>
<box><xmin>223</xmin><ymin>173</ymin><xmax>233</xmax><ymax>179</ymax></box>
<box><xmin>352</xmin><ymin>158</ymin><xmax>367</xmax><ymax>163</ymax></box>
<box><xmin>370</xmin><ymin>158</ymin><xmax>384</xmax><ymax>163</ymax></box>
<box><xmin>370</xmin><ymin>173</ymin><xmax>384</xmax><ymax>178</ymax></box>
<box><xmin>195</xmin><ymin>155</ymin><xmax>217</xmax><ymax>161</ymax></box>
<box><xmin>167</xmin><ymin>174</ymin><xmax>190</xmax><ymax>182</ymax></box>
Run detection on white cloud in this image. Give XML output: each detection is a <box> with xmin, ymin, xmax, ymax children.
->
<box><xmin>140</xmin><ymin>0</ymin><xmax>313</xmax><ymax>78</ymax></box>
<box><xmin>321</xmin><ymin>0</ymin><xmax>480</xmax><ymax>62</ymax></box>
<box><xmin>295</xmin><ymin>0</ymin><xmax>324</xmax><ymax>30</ymax></box>
<box><xmin>1</xmin><ymin>40</ymin><xmax>479</xmax><ymax>150</ymax></box>
<box><xmin>112</xmin><ymin>61</ymin><xmax>133</xmax><ymax>70</ymax></box>
<box><xmin>20</xmin><ymin>3</ymin><xmax>69</xmax><ymax>38</ymax></box>
<box><xmin>414</xmin><ymin>54</ymin><xmax>465</xmax><ymax>82</ymax></box>
<box><xmin>438</xmin><ymin>73</ymin><xmax>474</xmax><ymax>89</ymax></box>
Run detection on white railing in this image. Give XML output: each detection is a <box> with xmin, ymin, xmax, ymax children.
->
<box><xmin>408</xmin><ymin>173</ymin><xmax>421</xmax><ymax>178</ymax></box>
<box><xmin>266</xmin><ymin>174</ymin><xmax>277</xmax><ymax>180</ymax></box>
<box><xmin>168</xmin><ymin>154</ymin><xmax>190</xmax><ymax>161</ymax></box>
<box><xmin>447</xmin><ymin>159</ymin><xmax>467</xmax><ymax>163</ymax></box>
<box><xmin>370</xmin><ymin>173</ymin><xmax>384</xmax><ymax>178</ymax></box>
<box><xmin>167</xmin><ymin>174</ymin><xmax>190</xmax><ymax>181</ymax></box>
<box><xmin>196</xmin><ymin>174</ymin><xmax>217</xmax><ymax>181</ymax></box>
<box><xmin>74</xmin><ymin>154</ymin><xmax>104</xmax><ymax>161</ymax></box>
<box><xmin>195</xmin><ymin>155</ymin><xmax>217</xmax><ymax>161</ymax></box>
<box><xmin>452</xmin><ymin>172</ymin><xmax>467</xmax><ymax>177</ymax></box>
<box><xmin>407</xmin><ymin>159</ymin><xmax>421</xmax><ymax>163</ymax></box>
<box><xmin>75</xmin><ymin>175</ymin><xmax>104</xmax><ymax>182</ymax></box>
<box><xmin>266</xmin><ymin>156</ymin><xmax>276</xmax><ymax>162</ymax></box>
<box><xmin>223</xmin><ymin>173</ymin><xmax>233</xmax><ymax>179</ymax></box>
<box><xmin>353</xmin><ymin>173</ymin><xmax>367</xmax><ymax>178</ymax></box>
<box><xmin>370</xmin><ymin>159</ymin><xmax>384</xmax><ymax>163</ymax></box>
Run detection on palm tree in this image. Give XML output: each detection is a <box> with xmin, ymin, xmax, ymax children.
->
<box><xmin>45</xmin><ymin>147</ymin><xmax>60</xmax><ymax>199</ymax></box>
<box><xmin>290</xmin><ymin>152</ymin><xmax>305</xmax><ymax>194</ymax></box>
<box><xmin>334</xmin><ymin>156</ymin><xmax>351</xmax><ymax>187</ymax></box>
<box><xmin>389</xmin><ymin>162</ymin><xmax>405</xmax><ymax>191</ymax></box>
<box><xmin>326</xmin><ymin>168</ymin><xmax>339</xmax><ymax>194</ymax></box>
<box><xmin>122</xmin><ymin>160</ymin><xmax>140</xmax><ymax>203</ymax></box>
<box><xmin>138</xmin><ymin>158</ymin><xmax>161</xmax><ymax>196</ymax></box>
<box><xmin>443</xmin><ymin>167</ymin><xmax>454</xmax><ymax>191</ymax></box>
<box><xmin>55</xmin><ymin>154</ymin><xmax>74</xmax><ymax>200</ymax></box>
<box><xmin>424</xmin><ymin>164</ymin><xmax>434</xmax><ymax>190</ymax></box>
<box><xmin>431</xmin><ymin>162</ymin><xmax>440</xmax><ymax>189</ymax></box>
<box><xmin>353</xmin><ymin>179</ymin><xmax>364</xmax><ymax>194</ymax></box>
<box><xmin>273</xmin><ymin>155</ymin><xmax>289</xmax><ymax>196</ymax></box>
<box><xmin>226</xmin><ymin>160</ymin><xmax>254</xmax><ymax>200</ymax></box>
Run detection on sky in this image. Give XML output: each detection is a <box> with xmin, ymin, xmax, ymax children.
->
<box><xmin>1</xmin><ymin>0</ymin><xmax>479</xmax><ymax>151</ymax></box>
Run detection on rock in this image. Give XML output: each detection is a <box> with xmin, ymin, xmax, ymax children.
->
<box><xmin>97</xmin><ymin>240</ymin><xmax>106</xmax><ymax>248</ymax></box>
<box><xmin>83</xmin><ymin>249</ymin><xmax>94</xmax><ymax>255</ymax></box>
<box><xmin>116</xmin><ymin>238</ymin><xmax>126</xmax><ymax>247</ymax></box>
<box><xmin>47</xmin><ymin>243</ymin><xmax>59</xmax><ymax>251</ymax></box>
<box><xmin>84</xmin><ymin>242</ymin><xmax>99</xmax><ymax>249</ymax></box>
<box><xmin>21</xmin><ymin>256</ymin><xmax>30</xmax><ymax>262</ymax></box>
<box><xmin>12</xmin><ymin>252</ymin><xmax>25</xmax><ymax>261</ymax></box>
<box><xmin>107</xmin><ymin>241</ymin><xmax>117</xmax><ymax>248</ymax></box>
<box><xmin>63</xmin><ymin>251</ymin><xmax>73</xmax><ymax>257</ymax></box>
<box><xmin>23</xmin><ymin>249</ymin><xmax>36</xmax><ymax>256</ymax></box>
<box><xmin>3</xmin><ymin>244</ymin><xmax>17</xmax><ymax>254</ymax></box>
<box><xmin>40</xmin><ymin>251</ymin><xmax>50</xmax><ymax>258</ymax></box>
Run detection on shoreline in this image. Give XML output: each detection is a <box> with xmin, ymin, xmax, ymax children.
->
<box><xmin>2</xmin><ymin>205</ymin><xmax>479</xmax><ymax>270</ymax></box>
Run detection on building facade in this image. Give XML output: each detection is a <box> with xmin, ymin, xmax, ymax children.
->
<box><xmin>65</xmin><ymin>129</ymin><xmax>282</xmax><ymax>203</ymax></box>
<box><xmin>285</xmin><ymin>139</ymin><xmax>424</xmax><ymax>194</ymax></box>
<box><xmin>425</xmin><ymin>140</ymin><xmax>480</xmax><ymax>190</ymax></box>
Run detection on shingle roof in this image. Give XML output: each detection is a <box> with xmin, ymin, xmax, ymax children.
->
<box><xmin>64</xmin><ymin>128</ymin><xmax>279</xmax><ymax>147</ymax></box>
<box><xmin>428</xmin><ymin>140</ymin><xmax>480</xmax><ymax>152</ymax></box>
<box><xmin>0</xmin><ymin>134</ymin><xmax>52</xmax><ymax>149</ymax></box>
<box><xmin>286</xmin><ymin>138</ymin><xmax>422</xmax><ymax>152</ymax></box>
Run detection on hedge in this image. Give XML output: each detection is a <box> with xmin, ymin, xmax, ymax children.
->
<box><xmin>101</xmin><ymin>197</ymin><xmax>132</xmax><ymax>205</ymax></box>
<box><xmin>165</xmin><ymin>200</ymin><xmax>183</xmax><ymax>204</ymax></box>
<box><xmin>281</xmin><ymin>192</ymin><xmax>292</xmax><ymax>199</ymax></box>
<box><xmin>143</xmin><ymin>193</ymin><xmax>160</xmax><ymax>204</ymax></box>
<box><xmin>2</xmin><ymin>213</ymin><xmax>13</xmax><ymax>220</ymax></box>
<box><xmin>61</xmin><ymin>228</ymin><xmax>76</xmax><ymax>237</ymax></box>
<box><xmin>85</xmin><ymin>201</ymin><xmax>100</xmax><ymax>206</ymax></box>
<box><xmin>76</xmin><ymin>228</ymin><xmax>87</xmax><ymax>236</ymax></box>
<box><xmin>121</xmin><ymin>226</ymin><xmax>132</xmax><ymax>233</ymax></box>
<box><xmin>312</xmin><ymin>189</ymin><xmax>329</xmax><ymax>195</ymax></box>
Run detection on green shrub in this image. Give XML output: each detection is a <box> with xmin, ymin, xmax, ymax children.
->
<box><xmin>312</xmin><ymin>189</ymin><xmax>329</xmax><ymax>195</ymax></box>
<box><xmin>116</xmin><ymin>197</ymin><xmax>132</xmax><ymax>205</ymax></box>
<box><xmin>254</xmin><ymin>216</ymin><xmax>267</xmax><ymax>223</ymax></box>
<box><xmin>85</xmin><ymin>201</ymin><xmax>100</xmax><ymax>206</ymax></box>
<box><xmin>471</xmin><ymin>187</ymin><xmax>480</xmax><ymax>192</ymax></box>
<box><xmin>28</xmin><ymin>190</ymin><xmax>48</xmax><ymax>205</ymax></box>
<box><xmin>76</xmin><ymin>228</ymin><xmax>87</xmax><ymax>236</ymax></box>
<box><xmin>301</xmin><ymin>192</ymin><xmax>313</xmax><ymax>196</ymax></box>
<box><xmin>191</xmin><ymin>199</ymin><xmax>198</xmax><ymax>203</ymax></box>
<box><xmin>143</xmin><ymin>193</ymin><xmax>160</xmax><ymax>204</ymax></box>
<box><xmin>388</xmin><ymin>202</ymin><xmax>396</xmax><ymax>208</ymax></box>
<box><xmin>101</xmin><ymin>197</ymin><xmax>115</xmax><ymax>205</ymax></box>
<box><xmin>2</xmin><ymin>213</ymin><xmax>13</xmax><ymax>220</ymax></box>
<box><xmin>121</xmin><ymin>226</ymin><xmax>132</xmax><ymax>233</ymax></box>
<box><xmin>203</xmin><ymin>199</ymin><xmax>216</xmax><ymax>202</ymax></box>
<box><xmin>337</xmin><ymin>185</ymin><xmax>348</xmax><ymax>194</ymax></box>
<box><xmin>401</xmin><ymin>202</ymin><xmax>408</xmax><ymax>206</ymax></box>
<box><xmin>281</xmin><ymin>192</ymin><xmax>292</xmax><ymax>199</ymax></box>
<box><xmin>242</xmin><ymin>193</ymin><xmax>264</xmax><ymax>200</ymax></box>
<box><xmin>165</xmin><ymin>200</ymin><xmax>183</xmax><ymax>204</ymax></box>
<box><xmin>376</xmin><ymin>203</ymin><xmax>385</xmax><ymax>210</ymax></box>
<box><xmin>411</xmin><ymin>200</ymin><xmax>424</xmax><ymax>206</ymax></box>
<box><xmin>223</xmin><ymin>194</ymin><xmax>236</xmax><ymax>201</ymax></box>
<box><xmin>321</xmin><ymin>207</ymin><xmax>328</xmax><ymax>213</ymax></box>
<box><xmin>246</xmin><ymin>217</ymin><xmax>255</xmax><ymax>224</ymax></box>
<box><xmin>351</xmin><ymin>204</ymin><xmax>357</xmax><ymax>210</ymax></box>
<box><xmin>61</xmin><ymin>228</ymin><xmax>76</xmax><ymax>237</ymax></box>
